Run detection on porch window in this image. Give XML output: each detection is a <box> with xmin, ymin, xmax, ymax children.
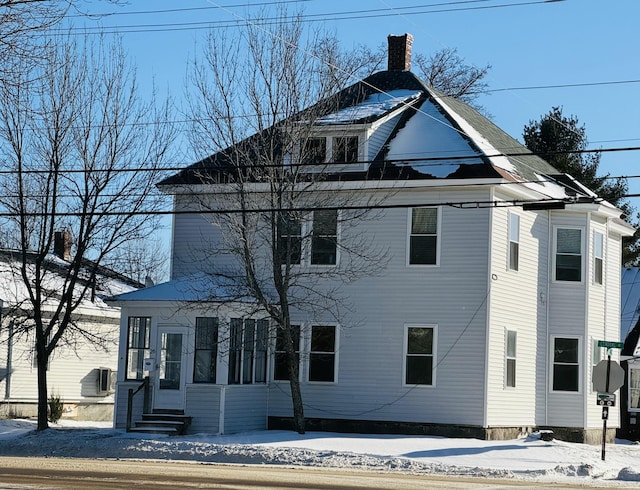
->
<box><xmin>193</xmin><ymin>317</ymin><xmax>218</xmax><ymax>383</ymax></box>
<box><xmin>552</xmin><ymin>337</ymin><xmax>580</xmax><ymax>392</ymax></box>
<box><xmin>409</xmin><ymin>208</ymin><xmax>439</xmax><ymax>265</ymax></box>
<box><xmin>629</xmin><ymin>367</ymin><xmax>640</xmax><ymax>410</ymax></box>
<box><xmin>593</xmin><ymin>231</ymin><xmax>604</xmax><ymax>285</ymax></box>
<box><xmin>311</xmin><ymin>209</ymin><xmax>338</xmax><ymax>265</ymax></box>
<box><xmin>274</xmin><ymin>325</ymin><xmax>300</xmax><ymax>381</ymax></box>
<box><xmin>506</xmin><ymin>330</ymin><xmax>517</xmax><ymax>388</ymax></box>
<box><xmin>555</xmin><ymin>227</ymin><xmax>583</xmax><ymax>281</ymax></box>
<box><xmin>126</xmin><ymin>316</ymin><xmax>150</xmax><ymax>380</ymax></box>
<box><xmin>309</xmin><ymin>325</ymin><xmax>337</xmax><ymax>382</ymax></box>
<box><xmin>404</xmin><ymin>325</ymin><xmax>436</xmax><ymax>385</ymax></box>
<box><xmin>228</xmin><ymin>318</ymin><xmax>268</xmax><ymax>384</ymax></box>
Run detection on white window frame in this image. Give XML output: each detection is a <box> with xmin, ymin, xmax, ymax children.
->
<box><xmin>403</xmin><ymin>324</ymin><xmax>437</xmax><ymax>387</ymax></box>
<box><xmin>505</xmin><ymin>329</ymin><xmax>517</xmax><ymax>388</ymax></box>
<box><xmin>407</xmin><ymin>207</ymin><xmax>441</xmax><ymax>267</ymax></box>
<box><xmin>553</xmin><ymin>226</ymin><xmax>584</xmax><ymax>283</ymax></box>
<box><xmin>297</xmin><ymin>132</ymin><xmax>365</xmax><ymax>172</ymax></box>
<box><xmin>593</xmin><ymin>231</ymin><xmax>604</xmax><ymax>285</ymax></box>
<box><xmin>550</xmin><ymin>335</ymin><xmax>582</xmax><ymax>393</ymax></box>
<box><xmin>306</xmin><ymin>324</ymin><xmax>339</xmax><ymax>384</ymax></box>
<box><xmin>310</xmin><ymin>209</ymin><xmax>340</xmax><ymax>267</ymax></box>
<box><xmin>272</xmin><ymin>324</ymin><xmax>302</xmax><ymax>382</ymax></box>
<box><xmin>628</xmin><ymin>362</ymin><xmax>640</xmax><ymax>412</ymax></box>
<box><xmin>508</xmin><ymin>212</ymin><xmax>520</xmax><ymax>271</ymax></box>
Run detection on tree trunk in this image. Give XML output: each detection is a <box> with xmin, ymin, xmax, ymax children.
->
<box><xmin>288</xmin><ymin>360</ymin><xmax>305</xmax><ymax>434</ymax></box>
<box><xmin>36</xmin><ymin>348</ymin><xmax>49</xmax><ymax>431</ymax></box>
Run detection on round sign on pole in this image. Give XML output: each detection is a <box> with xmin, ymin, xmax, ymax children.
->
<box><xmin>592</xmin><ymin>360</ymin><xmax>625</xmax><ymax>394</ymax></box>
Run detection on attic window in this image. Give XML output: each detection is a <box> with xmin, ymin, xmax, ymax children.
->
<box><xmin>301</xmin><ymin>137</ymin><xmax>326</xmax><ymax>166</ymax></box>
<box><xmin>332</xmin><ymin>136</ymin><xmax>358</xmax><ymax>165</ymax></box>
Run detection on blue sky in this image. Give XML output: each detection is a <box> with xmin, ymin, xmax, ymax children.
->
<box><xmin>73</xmin><ymin>0</ymin><xmax>640</xmax><ymax>246</ymax></box>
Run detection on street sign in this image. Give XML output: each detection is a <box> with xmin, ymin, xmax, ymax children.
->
<box><xmin>598</xmin><ymin>340</ymin><xmax>624</xmax><ymax>349</ymax></box>
<box><xmin>596</xmin><ymin>393</ymin><xmax>616</xmax><ymax>406</ymax></box>
<box><xmin>592</xmin><ymin>360</ymin><xmax>625</xmax><ymax>393</ymax></box>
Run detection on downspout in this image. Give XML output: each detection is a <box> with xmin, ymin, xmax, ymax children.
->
<box><xmin>5</xmin><ymin>322</ymin><xmax>12</xmax><ymax>399</ymax></box>
<box><xmin>482</xmin><ymin>189</ymin><xmax>494</xmax><ymax>431</ymax></box>
<box><xmin>218</xmin><ymin>385</ymin><xmax>226</xmax><ymax>435</ymax></box>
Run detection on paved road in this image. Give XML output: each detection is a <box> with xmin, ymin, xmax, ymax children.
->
<box><xmin>0</xmin><ymin>457</ymin><xmax>625</xmax><ymax>489</ymax></box>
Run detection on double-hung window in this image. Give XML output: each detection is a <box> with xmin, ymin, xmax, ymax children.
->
<box><xmin>508</xmin><ymin>213</ymin><xmax>520</xmax><ymax>271</ymax></box>
<box><xmin>309</xmin><ymin>325</ymin><xmax>337</xmax><ymax>382</ymax></box>
<box><xmin>409</xmin><ymin>208</ymin><xmax>439</xmax><ymax>265</ymax></box>
<box><xmin>552</xmin><ymin>337</ymin><xmax>580</xmax><ymax>392</ymax></box>
<box><xmin>277</xmin><ymin>213</ymin><xmax>302</xmax><ymax>265</ymax></box>
<box><xmin>194</xmin><ymin>317</ymin><xmax>218</xmax><ymax>383</ymax></box>
<box><xmin>126</xmin><ymin>317</ymin><xmax>150</xmax><ymax>380</ymax></box>
<box><xmin>506</xmin><ymin>330</ymin><xmax>517</xmax><ymax>388</ymax></box>
<box><xmin>274</xmin><ymin>325</ymin><xmax>301</xmax><ymax>381</ymax></box>
<box><xmin>593</xmin><ymin>231</ymin><xmax>604</xmax><ymax>285</ymax></box>
<box><xmin>228</xmin><ymin>319</ymin><xmax>268</xmax><ymax>384</ymax></box>
<box><xmin>301</xmin><ymin>137</ymin><xmax>326</xmax><ymax>166</ymax></box>
<box><xmin>332</xmin><ymin>136</ymin><xmax>358</xmax><ymax>164</ymax></box>
<box><xmin>629</xmin><ymin>366</ymin><xmax>640</xmax><ymax>410</ymax></box>
<box><xmin>404</xmin><ymin>325</ymin><xmax>436</xmax><ymax>385</ymax></box>
<box><xmin>311</xmin><ymin>209</ymin><xmax>338</xmax><ymax>265</ymax></box>
<box><xmin>555</xmin><ymin>227</ymin><xmax>583</xmax><ymax>281</ymax></box>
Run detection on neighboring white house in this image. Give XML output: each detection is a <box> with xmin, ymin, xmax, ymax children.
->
<box><xmin>110</xmin><ymin>34</ymin><xmax>634</xmax><ymax>442</ymax></box>
<box><xmin>0</xmin><ymin>232</ymin><xmax>141</xmax><ymax>421</ymax></box>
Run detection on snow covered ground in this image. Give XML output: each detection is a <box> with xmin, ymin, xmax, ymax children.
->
<box><xmin>1</xmin><ymin>419</ymin><xmax>640</xmax><ymax>487</ymax></box>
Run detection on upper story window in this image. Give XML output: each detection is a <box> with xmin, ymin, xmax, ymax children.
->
<box><xmin>404</xmin><ymin>325</ymin><xmax>436</xmax><ymax>386</ymax></box>
<box><xmin>126</xmin><ymin>316</ymin><xmax>150</xmax><ymax>380</ymax></box>
<box><xmin>508</xmin><ymin>212</ymin><xmax>520</xmax><ymax>271</ymax></box>
<box><xmin>409</xmin><ymin>207</ymin><xmax>439</xmax><ymax>265</ymax></box>
<box><xmin>194</xmin><ymin>317</ymin><xmax>218</xmax><ymax>383</ymax></box>
<box><xmin>332</xmin><ymin>136</ymin><xmax>358</xmax><ymax>164</ymax></box>
<box><xmin>552</xmin><ymin>336</ymin><xmax>580</xmax><ymax>392</ymax></box>
<box><xmin>593</xmin><ymin>231</ymin><xmax>604</xmax><ymax>285</ymax></box>
<box><xmin>228</xmin><ymin>318</ymin><xmax>268</xmax><ymax>384</ymax></box>
<box><xmin>277</xmin><ymin>213</ymin><xmax>302</xmax><ymax>265</ymax></box>
<box><xmin>311</xmin><ymin>209</ymin><xmax>338</xmax><ymax>265</ymax></box>
<box><xmin>300</xmin><ymin>137</ymin><xmax>326</xmax><ymax>165</ymax></box>
<box><xmin>308</xmin><ymin>325</ymin><xmax>337</xmax><ymax>382</ymax></box>
<box><xmin>554</xmin><ymin>227</ymin><xmax>583</xmax><ymax>282</ymax></box>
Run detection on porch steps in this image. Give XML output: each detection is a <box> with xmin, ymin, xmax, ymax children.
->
<box><xmin>129</xmin><ymin>410</ymin><xmax>192</xmax><ymax>436</ymax></box>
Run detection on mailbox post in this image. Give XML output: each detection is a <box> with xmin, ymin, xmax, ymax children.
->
<box><xmin>593</xmin><ymin>340</ymin><xmax>625</xmax><ymax>461</ymax></box>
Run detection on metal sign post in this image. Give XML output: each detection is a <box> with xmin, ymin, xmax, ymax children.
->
<box><xmin>595</xmin><ymin>340</ymin><xmax>625</xmax><ymax>461</ymax></box>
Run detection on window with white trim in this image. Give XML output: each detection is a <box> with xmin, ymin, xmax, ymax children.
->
<box><xmin>311</xmin><ymin>209</ymin><xmax>338</xmax><ymax>265</ymax></box>
<box><xmin>277</xmin><ymin>212</ymin><xmax>302</xmax><ymax>265</ymax></box>
<box><xmin>506</xmin><ymin>330</ymin><xmax>517</xmax><ymax>388</ymax></box>
<box><xmin>629</xmin><ymin>366</ymin><xmax>640</xmax><ymax>411</ymax></box>
<box><xmin>193</xmin><ymin>317</ymin><xmax>218</xmax><ymax>383</ymax></box>
<box><xmin>332</xmin><ymin>136</ymin><xmax>358</xmax><ymax>164</ymax></box>
<box><xmin>552</xmin><ymin>337</ymin><xmax>580</xmax><ymax>392</ymax></box>
<box><xmin>508</xmin><ymin>213</ymin><xmax>520</xmax><ymax>271</ymax></box>
<box><xmin>409</xmin><ymin>208</ymin><xmax>439</xmax><ymax>265</ymax></box>
<box><xmin>404</xmin><ymin>325</ymin><xmax>436</xmax><ymax>385</ymax></box>
<box><xmin>228</xmin><ymin>318</ymin><xmax>268</xmax><ymax>384</ymax></box>
<box><xmin>300</xmin><ymin>137</ymin><xmax>326</xmax><ymax>165</ymax></box>
<box><xmin>126</xmin><ymin>316</ymin><xmax>150</xmax><ymax>380</ymax></box>
<box><xmin>308</xmin><ymin>325</ymin><xmax>337</xmax><ymax>382</ymax></box>
<box><xmin>555</xmin><ymin>227</ymin><xmax>583</xmax><ymax>282</ymax></box>
<box><xmin>273</xmin><ymin>325</ymin><xmax>300</xmax><ymax>381</ymax></box>
<box><xmin>593</xmin><ymin>231</ymin><xmax>604</xmax><ymax>285</ymax></box>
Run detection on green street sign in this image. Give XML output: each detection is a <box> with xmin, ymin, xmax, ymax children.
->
<box><xmin>598</xmin><ymin>340</ymin><xmax>624</xmax><ymax>349</ymax></box>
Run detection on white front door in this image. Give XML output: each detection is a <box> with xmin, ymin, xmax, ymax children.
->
<box><xmin>153</xmin><ymin>326</ymin><xmax>187</xmax><ymax>410</ymax></box>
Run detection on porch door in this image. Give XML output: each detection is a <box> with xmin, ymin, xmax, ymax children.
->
<box><xmin>153</xmin><ymin>326</ymin><xmax>187</xmax><ymax>410</ymax></box>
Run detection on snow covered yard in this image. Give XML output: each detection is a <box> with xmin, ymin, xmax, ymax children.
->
<box><xmin>1</xmin><ymin>419</ymin><xmax>640</xmax><ymax>487</ymax></box>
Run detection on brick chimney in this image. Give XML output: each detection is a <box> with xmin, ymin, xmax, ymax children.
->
<box><xmin>54</xmin><ymin>230</ymin><xmax>73</xmax><ymax>261</ymax></box>
<box><xmin>387</xmin><ymin>33</ymin><xmax>413</xmax><ymax>71</ymax></box>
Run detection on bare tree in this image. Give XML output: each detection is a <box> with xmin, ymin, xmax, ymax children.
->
<box><xmin>0</xmin><ymin>34</ymin><xmax>175</xmax><ymax>430</ymax></box>
<box><xmin>183</xmin><ymin>13</ymin><xmax>387</xmax><ymax>434</ymax></box>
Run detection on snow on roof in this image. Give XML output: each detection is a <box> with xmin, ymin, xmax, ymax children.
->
<box><xmin>0</xmin><ymin>253</ymin><xmax>139</xmax><ymax>314</ymax></box>
<box><xmin>108</xmin><ymin>273</ymin><xmax>256</xmax><ymax>304</ymax></box>
<box><xmin>316</xmin><ymin>89</ymin><xmax>422</xmax><ymax>125</ymax></box>
<box><xmin>386</xmin><ymin>98</ymin><xmax>484</xmax><ymax>177</ymax></box>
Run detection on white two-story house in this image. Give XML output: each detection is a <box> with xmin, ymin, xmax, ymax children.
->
<box><xmin>110</xmin><ymin>34</ymin><xmax>633</xmax><ymax>443</ymax></box>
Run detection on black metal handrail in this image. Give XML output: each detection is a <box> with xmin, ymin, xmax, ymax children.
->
<box><xmin>126</xmin><ymin>376</ymin><xmax>149</xmax><ymax>432</ymax></box>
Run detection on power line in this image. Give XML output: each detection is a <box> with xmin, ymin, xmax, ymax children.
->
<box><xmin>484</xmin><ymin>79</ymin><xmax>640</xmax><ymax>93</ymax></box>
